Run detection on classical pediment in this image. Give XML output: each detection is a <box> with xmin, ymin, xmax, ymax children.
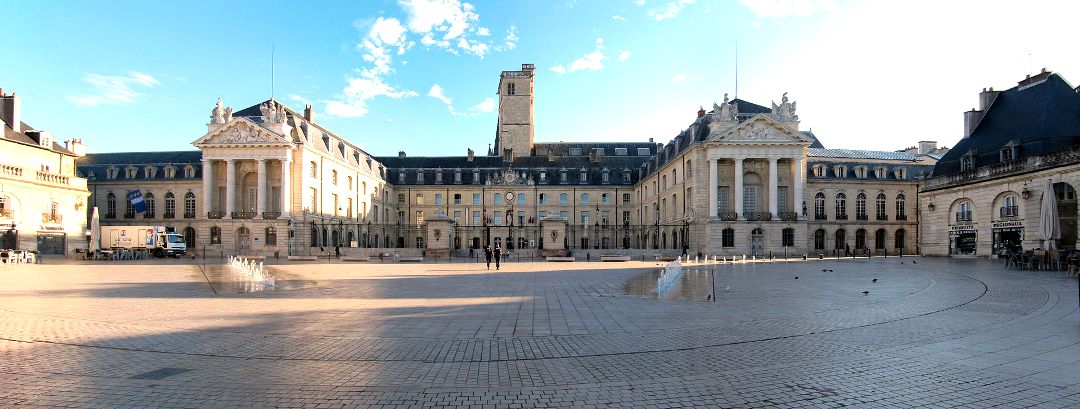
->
<box><xmin>193</xmin><ymin>118</ymin><xmax>293</xmax><ymax>147</ymax></box>
<box><xmin>706</xmin><ymin>115</ymin><xmax>810</xmax><ymax>145</ymax></box>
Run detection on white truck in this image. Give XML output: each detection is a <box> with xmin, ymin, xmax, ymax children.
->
<box><xmin>102</xmin><ymin>226</ymin><xmax>186</xmax><ymax>258</ymax></box>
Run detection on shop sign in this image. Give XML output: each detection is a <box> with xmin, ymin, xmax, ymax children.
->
<box><xmin>992</xmin><ymin>220</ymin><xmax>1023</xmax><ymax>229</ymax></box>
<box><xmin>950</xmin><ymin>225</ymin><xmax>977</xmax><ymax>234</ymax></box>
<box><xmin>40</xmin><ymin>225</ymin><xmax>65</xmax><ymax>232</ymax></box>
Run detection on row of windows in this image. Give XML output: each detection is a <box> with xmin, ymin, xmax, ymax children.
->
<box><xmin>310</xmin><ymin>163</ymin><xmax>376</xmax><ymax>195</ymax></box>
<box><xmin>409</xmin><ymin>192</ymin><xmax>634</xmax><ymax>206</ymax></box>
<box><xmin>814</xmin><ymin>192</ymin><xmax>907</xmax><ymax>220</ymax></box>
<box><xmin>102</xmin><ymin>164</ymin><xmax>195</xmax><ymax>180</ymax></box>
<box><xmin>810</xmin><ymin>164</ymin><xmax>908</xmax><ymax>179</ymax></box>
<box><xmin>104</xmin><ymin>192</ymin><xmax>195</xmax><ymax>219</ymax></box>
<box><xmin>812</xmin><ymin>228</ymin><xmax>907</xmax><ymax>251</ymax></box>
<box><xmin>395</xmin><ymin>169</ymin><xmax>635</xmax><ymax>185</ymax></box>
<box><xmin>408</xmin><ymin>209</ymin><xmax>633</xmax><ymax>226</ymax></box>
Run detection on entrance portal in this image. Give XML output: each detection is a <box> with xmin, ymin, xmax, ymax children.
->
<box><xmin>751</xmin><ymin>228</ymin><xmax>764</xmax><ymax>257</ymax></box>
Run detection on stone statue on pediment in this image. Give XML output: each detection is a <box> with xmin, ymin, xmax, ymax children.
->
<box><xmin>259</xmin><ymin>101</ymin><xmax>286</xmax><ymax>124</ymax></box>
<box><xmin>713</xmin><ymin>93</ymin><xmax>738</xmax><ymax>121</ymax></box>
<box><xmin>211</xmin><ymin>98</ymin><xmax>225</xmax><ymax>124</ymax></box>
<box><xmin>224</xmin><ymin>106</ymin><xmax>233</xmax><ymax>122</ymax></box>
<box><xmin>772</xmin><ymin>92</ymin><xmax>798</xmax><ymax>121</ymax></box>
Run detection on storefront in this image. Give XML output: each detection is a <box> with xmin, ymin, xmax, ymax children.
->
<box><xmin>1</xmin><ymin>223</ymin><xmax>17</xmax><ymax>249</ymax></box>
<box><xmin>991</xmin><ymin>220</ymin><xmax>1024</xmax><ymax>257</ymax></box>
<box><xmin>36</xmin><ymin>225</ymin><xmax>67</xmax><ymax>255</ymax></box>
<box><xmin>949</xmin><ymin>224</ymin><xmax>978</xmax><ymax>256</ymax></box>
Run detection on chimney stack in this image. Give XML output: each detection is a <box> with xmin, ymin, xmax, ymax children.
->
<box><xmin>398</xmin><ymin>150</ymin><xmax>406</xmax><ymax>159</ymax></box>
<box><xmin>0</xmin><ymin>90</ymin><xmax>21</xmax><ymax>132</ymax></box>
<box><xmin>697</xmin><ymin>106</ymin><xmax>706</xmax><ymax>119</ymax></box>
<box><xmin>303</xmin><ymin>105</ymin><xmax>314</xmax><ymax>122</ymax></box>
<box><xmin>978</xmin><ymin>87</ymin><xmax>1001</xmax><ymax>111</ymax></box>
<box><xmin>466</xmin><ymin>148</ymin><xmax>474</xmax><ymax>162</ymax></box>
<box><xmin>917</xmin><ymin>141</ymin><xmax>937</xmax><ymax>155</ymax></box>
<box><xmin>963</xmin><ymin>108</ymin><xmax>984</xmax><ymax>138</ymax></box>
<box><xmin>65</xmin><ymin>138</ymin><xmax>87</xmax><ymax>157</ymax></box>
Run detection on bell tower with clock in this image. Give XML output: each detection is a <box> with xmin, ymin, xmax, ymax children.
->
<box><xmin>494</xmin><ymin>63</ymin><xmax>535</xmax><ymax>160</ymax></box>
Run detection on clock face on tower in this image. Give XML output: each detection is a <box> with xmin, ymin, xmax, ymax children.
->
<box><xmin>505</xmin><ymin>192</ymin><xmax>515</xmax><ymax>202</ymax></box>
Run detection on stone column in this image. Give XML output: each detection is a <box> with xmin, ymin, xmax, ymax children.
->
<box><xmin>257</xmin><ymin>159</ymin><xmax>268</xmax><ymax>218</ymax></box>
<box><xmin>708</xmin><ymin>158</ymin><xmax>718</xmax><ymax>218</ymax></box>
<box><xmin>768</xmin><ymin>158</ymin><xmax>779</xmax><ymax>216</ymax></box>
<box><xmin>280</xmin><ymin>157</ymin><xmax>292</xmax><ymax>217</ymax></box>
<box><xmin>225</xmin><ymin>159</ymin><xmax>236</xmax><ymax>218</ymax></box>
<box><xmin>733</xmin><ymin>158</ymin><xmax>744</xmax><ymax>218</ymax></box>
<box><xmin>793</xmin><ymin>159</ymin><xmax>804</xmax><ymax>219</ymax></box>
<box><xmin>202</xmin><ymin>159</ymin><xmax>214</xmax><ymax>216</ymax></box>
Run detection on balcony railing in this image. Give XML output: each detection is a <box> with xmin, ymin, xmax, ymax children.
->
<box><xmin>815</xmin><ymin>213</ymin><xmax>828</xmax><ymax>220</ymax></box>
<box><xmin>231</xmin><ymin>211</ymin><xmax>256</xmax><ymax>219</ymax></box>
<box><xmin>0</xmin><ymin>209</ymin><xmax>13</xmax><ymax>219</ymax></box>
<box><xmin>36</xmin><ymin>171</ymin><xmax>70</xmax><ymax>186</ymax></box>
<box><xmin>744</xmin><ymin>212</ymin><xmax>773</xmax><ymax>221</ymax></box>
<box><xmin>184</xmin><ymin>212</ymin><xmax>196</xmax><ymax>219</ymax></box>
<box><xmin>262</xmin><ymin>211</ymin><xmax>282</xmax><ymax>220</ymax></box>
<box><xmin>856</xmin><ymin>214</ymin><xmax>868</xmax><ymax>221</ymax></box>
<box><xmin>1</xmin><ymin>164</ymin><xmax>23</xmax><ymax>177</ymax></box>
<box><xmin>41</xmin><ymin>213</ymin><xmax>62</xmax><ymax>224</ymax></box>
<box><xmin>876</xmin><ymin>214</ymin><xmax>888</xmax><ymax>221</ymax></box>
<box><xmin>1000</xmin><ymin>206</ymin><xmax>1019</xmax><ymax>218</ymax></box>
<box><xmin>896</xmin><ymin>214</ymin><xmax>908</xmax><ymax>221</ymax></box>
<box><xmin>123</xmin><ymin>213</ymin><xmax>135</xmax><ymax>219</ymax></box>
<box><xmin>718</xmin><ymin>211</ymin><xmax>738</xmax><ymax>221</ymax></box>
<box><xmin>778</xmin><ymin>212</ymin><xmax>799</xmax><ymax>221</ymax></box>
<box><xmin>835</xmin><ymin>213</ymin><xmax>848</xmax><ymax>220</ymax></box>
<box><xmin>163</xmin><ymin>213</ymin><xmax>175</xmax><ymax>219</ymax></box>
<box><xmin>956</xmin><ymin>211</ymin><xmax>973</xmax><ymax>222</ymax></box>
<box><xmin>207</xmin><ymin>211</ymin><xmax>224</xmax><ymax>219</ymax></box>
<box><xmin>143</xmin><ymin>212</ymin><xmax>155</xmax><ymax>219</ymax></box>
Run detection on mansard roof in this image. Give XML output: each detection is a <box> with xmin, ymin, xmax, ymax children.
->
<box><xmin>934</xmin><ymin>72</ymin><xmax>1080</xmax><ymax>176</ymax></box>
<box><xmin>808</xmin><ymin>148</ymin><xmax>922</xmax><ymax>162</ymax></box>
<box><xmin>376</xmin><ymin>154</ymin><xmax>646</xmax><ymax>186</ymax></box>
<box><xmin>3</xmin><ymin>120</ymin><xmax>77</xmax><ymax>156</ymax></box>
<box><xmin>77</xmin><ymin>150</ymin><xmax>203</xmax><ymax>180</ymax></box>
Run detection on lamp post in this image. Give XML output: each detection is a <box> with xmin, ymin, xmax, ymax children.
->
<box><xmin>682</xmin><ymin>219</ymin><xmax>689</xmax><ymax>256</ymax></box>
<box><xmin>506</xmin><ymin>192</ymin><xmax>515</xmax><ymax>250</ymax></box>
<box><xmin>654</xmin><ymin>205</ymin><xmax>660</xmax><ymax>250</ymax></box>
<box><xmin>595</xmin><ymin>203</ymin><xmax>600</xmax><ymax>249</ymax></box>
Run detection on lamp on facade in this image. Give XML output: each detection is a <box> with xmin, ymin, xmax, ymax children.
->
<box><xmin>1021</xmin><ymin>187</ymin><xmax>1031</xmax><ymax>200</ymax></box>
<box><xmin>927</xmin><ymin>203</ymin><xmax>936</xmax><ymax>212</ymax></box>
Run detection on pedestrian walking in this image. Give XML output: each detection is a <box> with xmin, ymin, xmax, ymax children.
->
<box><xmin>484</xmin><ymin>246</ymin><xmax>493</xmax><ymax>270</ymax></box>
<box><xmin>335</xmin><ymin>245</ymin><xmax>341</xmax><ymax>259</ymax></box>
<box><xmin>494</xmin><ymin>245</ymin><xmax>502</xmax><ymax>270</ymax></box>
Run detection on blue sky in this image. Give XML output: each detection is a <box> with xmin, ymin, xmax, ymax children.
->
<box><xmin>3</xmin><ymin>0</ymin><xmax>1080</xmax><ymax>156</ymax></box>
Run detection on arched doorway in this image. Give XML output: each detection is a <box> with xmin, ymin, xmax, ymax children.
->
<box><xmin>236</xmin><ymin>227</ymin><xmax>250</xmax><ymax>254</ymax></box>
<box><xmin>454</xmin><ymin>236</ymin><xmax>461</xmax><ymax>249</ymax></box>
<box><xmin>347</xmin><ymin>231</ymin><xmax>355</xmax><ymax>247</ymax></box>
<box><xmin>472</xmin><ymin>237</ymin><xmax>480</xmax><ymax>249</ymax></box>
<box><xmin>183</xmin><ymin>227</ymin><xmax>196</xmax><ymax>249</ymax></box>
<box><xmin>751</xmin><ymin>228</ymin><xmax>764</xmax><ymax>256</ymax></box>
<box><xmin>331</xmin><ymin>230</ymin><xmax>340</xmax><ymax>247</ymax></box>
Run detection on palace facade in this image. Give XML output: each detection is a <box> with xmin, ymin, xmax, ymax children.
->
<box><xmin>0</xmin><ymin>89</ymin><xmax>90</xmax><ymax>254</ymax></box>
<box><xmin>76</xmin><ymin>63</ymin><xmax>953</xmax><ymax>258</ymax></box>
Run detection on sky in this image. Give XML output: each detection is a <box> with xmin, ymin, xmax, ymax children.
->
<box><xmin>3</xmin><ymin>0</ymin><xmax>1080</xmax><ymax>157</ymax></box>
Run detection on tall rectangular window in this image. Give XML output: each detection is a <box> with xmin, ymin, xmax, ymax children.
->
<box><xmin>718</xmin><ymin>187</ymin><xmax>730</xmax><ymax>213</ymax></box>
<box><xmin>493</xmin><ymin>212</ymin><xmax>503</xmax><ymax>225</ymax></box>
<box><xmin>435</xmin><ymin>193</ymin><xmax>443</xmax><ymax>205</ymax></box>
<box><xmin>453</xmin><ymin>211</ymin><xmax>461</xmax><ymax>223</ymax></box>
<box><xmin>777</xmin><ymin>186</ymin><xmax>788</xmax><ymax>212</ymax></box>
<box><xmin>472</xmin><ymin>211</ymin><xmax>480</xmax><ymax>225</ymax></box>
<box><xmin>416</xmin><ymin>211</ymin><xmax>424</xmax><ymax>225</ymax></box>
<box><xmin>782</xmin><ymin>228</ymin><xmax>794</xmax><ymax>247</ymax></box>
<box><xmin>581</xmin><ymin>211</ymin><xmax>589</xmax><ymax>225</ymax></box>
<box><xmin>472</xmin><ymin>193</ymin><xmax>481</xmax><ymax>204</ymax></box>
<box><xmin>494</xmin><ymin>194</ymin><xmax>503</xmax><ymax>205</ymax></box>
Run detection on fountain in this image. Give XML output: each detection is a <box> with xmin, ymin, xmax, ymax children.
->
<box><xmin>655</xmin><ymin>258</ymin><xmax>684</xmax><ymax>294</ymax></box>
<box><xmin>227</xmin><ymin>255</ymin><xmax>276</xmax><ymax>290</ymax></box>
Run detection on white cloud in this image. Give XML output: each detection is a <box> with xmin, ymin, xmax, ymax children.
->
<box><xmin>497</xmin><ymin>25</ymin><xmax>518</xmax><ymax>51</ymax></box>
<box><xmin>634</xmin><ymin>0</ymin><xmax>645</xmax><ymax>5</ymax></box>
<box><xmin>672</xmin><ymin>73</ymin><xmax>686</xmax><ymax>82</ymax></box>
<box><xmin>471</xmin><ymin>97</ymin><xmax>495</xmax><ymax>113</ymax></box>
<box><xmin>400</xmin><ymin>0</ymin><xmax>493</xmax><ymax>56</ymax></box>
<box><xmin>551</xmin><ymin>38</ymin><xmax>608</xmax><ymax>74</ymax></box>
<box><xmin>428</xmin><ymin>84</ymin><xmax>453</xmax><ymax>107</ymax></box>
<box><xmin>66</xmin><ymin>71</ymin><xmax>160</xmax><ymax>107</ymax></box>
<box><xmin>646</xmin><ymin>0</ymin><xmax>695</xmax><ymax>21</ymax></box>
<box><xmin>288</xmin><ymin>94</ymin><xmax>311</xmax><ymax>106</ymax></box>
<box><xmin>612</xmin><ymin>15</ymin><xmax>626</xmax><ymax>21</ymax></box>
<box><xmin>618</xmin><ymin>50</ymin><xmax>632</xmax><ymax>62</ymax></box>
<box><xmin>739</xmin><ymin>0</ymin><xmax>837</xmax><ymax>18</ymax></box>
<box><xmin>476</xmin><ymin>27</ymin><xmax>491</xmax><ymax>36</ymax></box>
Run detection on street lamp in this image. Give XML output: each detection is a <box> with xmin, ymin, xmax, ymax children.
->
<box><xmin>505</xmin><ymin>192</ymin><xmax>515</xmax><ymax>250</ymax></box>
<box><xmin>654</xmin><ymin>205</ymin><xmax>660</xmax><ymax>249</ymax></box>
<box><xmin>682</xmin><ymin>219</ymin><xmax>689</xmax><ymax>256</ymax></box>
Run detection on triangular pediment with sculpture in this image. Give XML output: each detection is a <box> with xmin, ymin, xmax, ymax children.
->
<box><xmin>705</xmin><ymin>114</ymin><xmax>810</xmax><ymax>145</ymax></box>
<box><xmin>193</xmin><ymin>117</ymin><xmax>293</xmax><ymax>147</ymax></box>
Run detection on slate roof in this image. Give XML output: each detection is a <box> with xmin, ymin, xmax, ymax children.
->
<box><xmin>808</xmin><ymin>148</ymin><xmax>922</xmax><ymax>162</ymax></box>
<box><xmin>2</xmin><ymin>121</ymin><xmax>77</xmax><ymax>156</ymax></box>
<box><xmin>804</xmin><ymin>160</ymin><xmax>935</xmax><ymax>181</ymax></box>
<box><xmin>933</xmin><ymin>72</ymin><xmax>1080</xmax><ymax>177</ymax></box>
<box><xmin>375</xmin><ymin>154</ymin><xmax>647</xmax><ymax>186</ymax></box>
<box><xmin>77</xmin><ymin>151</ymin><xmax>203</xmax><ymax>181</ymax></box>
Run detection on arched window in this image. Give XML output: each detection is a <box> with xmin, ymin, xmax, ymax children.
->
<box><xmin>310</xmin><ymin>227</ymin><xmax>318</xmax><ymax>247</ymax></box>
<box><xmin>184</xmin><ymin>192</ymin><xmax>196</xmax><ymax>218</ymax></box>
<box><xmin>856</xmin><ymin>229</ymin><xmax>867</xmax><ymax>250</ymax></box>
<box><xmin>875</xmin><ymin>229</ymin><xmax>887</xmax><ymax>250</ymax></box>
<box><xmin>875</xmin><ymin>193</ymin><xmax>887</xmax><ymax>220</ymax></box>
<box><xmin>310</xmin><ymin>161</ymin><xmax>318</xmax><ymax>178</ymax></box>
<box><xmin>322</xmin><ymin>227</ymin><xmax>328</xmax><ymax>246</ymax></box>
<box><xmin>686</xmin><ymin>160</ymin><xmax>692</xmax><ymax>177</ymax></box>
<box><xmin>210</xmin><ymin>226</ymin><xmax>221</xmax><ymax>244</ymax></box>
<box><xmin>814</xmin><ymin>229</ymin><xmax>825</xmax><ymax>250</ymax></box>
<box><xmin>265</xmin><ymin>227</ymin><xmax>277</xmax><ymax>245</ymax></box>
<box><xmin>183</xmin><ymin>226</ymin><xmax>196</xmax><ymax>248</ymax></box>
<box><xmin>814</xmin><ymin>192</ymin><xmax>826</xmax><ymax>219</ymax></box>
<box><xmin>834</xmin><ymin>229</ymin><xmax>846</xmax><ymax>250</ymax></box>
<box><xmin>835</xmin><ymin>193</ymin><xmax>847</xmax><ymax>219</ymax></box>
<box><xmin>896</xmin><ymin>194</ymin><xmax>907</xmax><ymax>219</ymax></box>
<box><xmin>124</xmin><ymin>195</ymin><xmax>135</xmax><ymax>218</ymax></box>
<box><xmin>164</xmin><ymin>192</ymin><xmax>176</xmax><ymax>218</ymax></box>
<box><xmin>856</xmin><ymin>193</ymin><xmax>867</xmax><ymax>219</ymax></box>
<box><xmin>895</xmin><ymin>229</ymin><xmax>906</xmax><ymax>250</ymax></box>
<box><xmin>331</xmin><ymin>170</ymin><xmax>338</xmax><ymax>185</ymax></box>
<box><xmin>331</xmin><ymin>230</ymin><xmax>339</xmax><ymax>247</ymax></box>
<box><xmin>144</xmin><ymin>192</ymin><xmax>156</xmax><ymax>218</ymax></box>
<box><xmin>957</xmin><ymin>201</ymin><xmax>973</xmax><ymax>222</ymax></box>
<box><xmin>722</xmin><ymin>228</ymin><xmax>735</xmax><ymax>247</ymax></box>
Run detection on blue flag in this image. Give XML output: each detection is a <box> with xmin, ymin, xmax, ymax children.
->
<box><xmin>127</xmin><ymin>190</ymin><xmax>146</xmax><ymax>213</ymax></box>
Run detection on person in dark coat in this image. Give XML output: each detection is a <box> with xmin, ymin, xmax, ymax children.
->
<box><xmin>494</xmin><ymin>245</ymin><xmax>502</xmax><ymax>270</ymax></box>
<box><xmin>484</xmin><ymin>246</ymin><xmax>493</xmax><ymax>270</ymax></box>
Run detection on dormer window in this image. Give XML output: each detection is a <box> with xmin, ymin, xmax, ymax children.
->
<box><xmin>454</xmin><ymin>169</ymin><xmax>462</xmax><ymax>184</ymax></box>
<box><xmin>183</xmin><ymin>165</ymin><xmax>195</xmax><ymax>178</ymax></box>
<box><xmin>1000</xmin><ymin>146</ymin><xmax>1018</xmax><ymax>162</ymax></box>
<box><xmin>144</xmin><ymin>166</ymin><xmax>157</xmax><ymax>179</ymax></box>
<box><xmin>322</xmin><ymin>135</ymin><xmax>331</xmax><ymax>150</ymax></box>
<box><xmin>811</xmin><ymin>164</ymin><xmax>824</xmax><ymax>177</ymax></box>
<box><xmin>338</xmin><ymin>142</ymin><xmax>346</xmax><ymax>157</ymax></box>
<box><xmin>416</xmin><ymin>170</ymin><xmax>424</xmax><ymax>183</ymax></box>
<box><xmin>602</xmin><ymin>168</ymin><xmax>610</xmax><ymax>184</ymax></box>
<box><xmin>569</xmin><ymin>147</ymin><xmax>582</xmax><ymax>156</ymax></box>
<box><xmin>164</xmin><ymin>165</ymin><xmax>177</xmax><ymax>179</ymax></box>
<box><xmin>539</xmin><ymin>170</ymin><xmax>547</xmax><ymax>182</ymax></box>
<box><xmin>832</xmin><ymin>165</ymin><xmax>847</xmax><ymax>178</ymax></box>
<box><xmin>853</xmin><ymin>166</ymin><xmax>867</xmax><ymax>179</ymax></box>
<box><xmin>472</xmin><ymin>169</ymin><xmax>480</xmax><ymax>184</ymax></box>
<box><xmin>873</xmin><ymin>167</ymin><xmax>886</xmax><ymax>179</ymax></box>
<box><xmin>398</xmin><ymin>171</ymin><xmax>405</xmax><ymax>184</ymax></box>
<box><xmin>125</xmin><ymin>166</ymin><xmax>137</xmax><ymax>179</ymax></box>
<box><xmin>960</xmin><ymin>155</ymin><xmax>974</xmax><ymax>171</ymax></box>
<box><xmin>623</xmin><ymin>170</ymin><xmax>631</xmax><ymax>183</ymax></box>
<box><xmin>893</xmin><ymin>167</ymin><xmax>907</xmax><ymax>179</ymax></box>
<box><xmin>434</xmin><ymin>170</ymin><xmax>443</xmax><ymax>184</ymax></box>
<box><xmin>106</xmin><ymin>166</ymin><xmax>119</xmax><ymax>179</ymax></box>
<box><xmin>579</xmin><ymin>168</ymin><xmax>588</xmax><ymax>183</ymax></box>
<box><xmin>560</xmin><ymin>169</ymin><xmax>568</xmax><ymax>184</ymax></box>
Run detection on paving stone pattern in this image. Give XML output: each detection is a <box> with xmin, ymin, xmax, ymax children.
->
<box><xmin>1</xmin><ymin>257</ymin><xmax>1079</xmax><ymax>408</ymax></box>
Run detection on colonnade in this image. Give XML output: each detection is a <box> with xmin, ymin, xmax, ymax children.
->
<box><xmin>707</xmin><ymin>156</ymin><xmax>804</xmax><ymax>220</ymax></box>
<box><xmin>201</xmin><ymin>158</ymin><xmax>291</xmax><ymax>219</ymax></box>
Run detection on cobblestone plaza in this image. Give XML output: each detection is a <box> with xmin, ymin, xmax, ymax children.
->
<box><xmin>2</xmin><ymin>258</ymin><xmax>1079</xmax><ymax>408</ymax></box>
